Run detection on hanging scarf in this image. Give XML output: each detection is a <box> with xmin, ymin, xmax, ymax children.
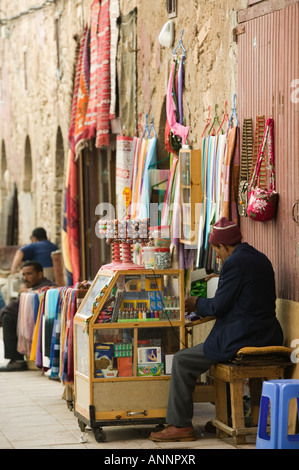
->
<box><xmin>49</xmin><ymin>288</ymin><xmax>65</xmax><ymax>379</ymax></box>
<box><xmin>166</xmin><ymin>56</ymin><xmax>189</xmax><ymax>145</ymax></box>
<box><xmin>109</xmin><ymin>0</ymin><xmax>120</xmax><ymax>120</ymax></box>
<box><xmin>222</xmin><ymin>126</ymin><xmax>237</xmax><ymax>220</ymax></box>
<box><xmin>117</xmin><ymin>8</ymin><xmax>137</xmax><ymax>136</ymax></box>
<box><xmin>95</xmin><ymin>0</ymin><xmax>111</xmax><ymax>148</ymax></box>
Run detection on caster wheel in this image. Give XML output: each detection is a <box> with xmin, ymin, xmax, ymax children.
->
<box><xmin>155</xmin><ymin>423</ymin><xmax>165</xmax><ymax>430</ymax></box>
<box><xmin>93</xmin><ymin>427</ymin><xmax>106</xmax><ymax>442</ymax></box>
<box><xmin>78</xmin><ymin>419</ymin><xmax>86</xmax><ymax>432</ymax></box>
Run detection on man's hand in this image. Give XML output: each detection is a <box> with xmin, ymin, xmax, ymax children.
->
<box><xmin>185</xmin><ymin>296</ymin><xmax>198</xmax><ymax>314</ymax></box>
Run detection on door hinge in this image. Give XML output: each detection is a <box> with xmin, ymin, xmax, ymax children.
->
<box><xmin>233</xmin><ymin>25</ymin><xmax>245</xmax><ymax>43</ymax></box>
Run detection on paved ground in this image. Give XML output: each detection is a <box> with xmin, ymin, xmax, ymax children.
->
<box><xmin>0</xmin><ymin>330</ymin><xmax>256</xmax><ymax>451</ymax></box>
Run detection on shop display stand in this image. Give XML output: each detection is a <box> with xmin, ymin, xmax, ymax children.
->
<box><xmin>101</xmin><ymin>218</ymin><xmax>149</xmax><ymax>271</ymax></box>
<box><xmin>100</xmin><ymin>242</ymin><xmax>122</xmax><ymax>270</ymax></box>
<box><xmin>73</xmin><ymin>268</ymin><xmax>186</xmax><ymax>442</ymax></box>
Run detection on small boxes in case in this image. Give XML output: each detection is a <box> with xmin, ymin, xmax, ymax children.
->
<box><xmin>137</xmin><ymin>346</ymin><xmax>161</xmax><ymax>364</ymax></box>
<box><xmin>137</xmin><ymin>363</ymin><xmax>164</xmax><ymax>376</ymax></box>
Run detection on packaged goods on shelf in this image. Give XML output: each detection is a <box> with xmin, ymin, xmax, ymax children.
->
<box><xmin>137</xmin><ymin>363</ymin><xmax>164</xmax><ymax>376</ymax></box>
<box><xmin>137</xmin><ymin>346</ymin><xmax>161</xmax><ymax>364</ymax></box>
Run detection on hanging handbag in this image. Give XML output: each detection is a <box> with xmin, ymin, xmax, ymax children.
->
<box><xmin>247</xmin><ymin>118</ymin><xmax>278</xmax><ymax>221</ymax></box>
<box><xmin>238</xmin><ymin>118</ymin><xmax>253</xmax><ymax>217</ymax></box>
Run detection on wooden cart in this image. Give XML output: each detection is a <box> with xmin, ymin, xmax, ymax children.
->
<box><xmin>73</xmin><ymin>268</ymin><xmax>186</xmax><ymax>442</ymax></box>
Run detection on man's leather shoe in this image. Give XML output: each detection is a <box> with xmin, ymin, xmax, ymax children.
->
<box><xmin>0</xmin><ymin>360</ymin><xmax>28</xmax><ymax>372</ymax></box>
<box><xmin>149</xmin><ymin>425</ymin><xmax>196</xmax><ymax>442</ymax></box>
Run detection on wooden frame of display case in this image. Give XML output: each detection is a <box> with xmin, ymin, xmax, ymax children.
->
<box><xmin>179</xmin><ymin>148</ymin><xmax>202</xmax><ymax>245</ymax></box>
<box><xmin>73</xmin><ymin>268</ymin><xmax>186</xmax><ymax>442</ymax></box>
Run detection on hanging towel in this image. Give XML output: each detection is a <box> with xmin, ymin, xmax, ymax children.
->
<box><xmin>222</xmin><ymin>126</ymin><xmax>237</xmax><ymax>220</ymax></box>
<box><xmin>229</xmin><ymin>126</ymin><xmax>240</xmax><ymax>225</ymax></box>
<box><xmin>166</xmin><ymin>58</ymin><xmax>189</xmax><ymax>145</ymax></box>
<box><xmin>117</xmin><ymin>8</ymin><xmax>137</xmax><ymax>136</ymax></box>
<box><xmin>95</xmin><ymin>0</ymin><xmax>111</xmax><ymax>148</ymax></box>
<box><xmin>68</xmin><ymin>28</ymin><xmax>87</xmax><ymax>154</ymax></box>
<box><xmin>83</xmin><ymin>0</ymin><xmax>100</xmax><ymax>141</ymax></box>
<box><xmin>74</xmin><ymin>26</ymin><xmax>90</xmax><ymax>159</ymax></box>
<box><xmin>139</xmin><ymin>137</ymin><xmax>157</xmax><ymax>219</ymax></box>
<box><xmin>109</xmin><ymin>0</ymin><xmax>120</xmax><ymax>120</ymax></box>
<box><xmin>49</xmin><ymin>288</ymin><xmax>65</xmax><ymax>379</ymax></box>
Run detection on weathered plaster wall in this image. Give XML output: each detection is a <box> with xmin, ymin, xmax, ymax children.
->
<box><xmin>0</xmin><ymin>0</ymin><xmax>247</xmax><ymax>244</ymax></box>
<box><xmin>0</xmin><ymin>0</ymin><xmax>84</xmax><ymax>244</ymax></box>
<box><xmin>135</xmin><ymin>0</ymin><xmax>247</xmax><ymax>155</ymax></box>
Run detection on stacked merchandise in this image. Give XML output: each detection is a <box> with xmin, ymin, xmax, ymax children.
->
<box><xmin>196</xmin><ymin>99</ymin><xmax>240</xmax><ymax>272</ymax></box>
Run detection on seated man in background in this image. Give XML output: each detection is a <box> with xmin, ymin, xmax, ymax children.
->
<box><xmin>10</xmin><ymin>227</ymin><xmax>58</xmax><ymax>281</ymax></box>
<box><xmin>0</xmin><ymin>261</ymin><xmax>56</xmax><ymax>371</ymax></box>
<box><xmin>149</xmin><ymin>217</ymin><xmax>283</xmax><ymax>442</ymax></box>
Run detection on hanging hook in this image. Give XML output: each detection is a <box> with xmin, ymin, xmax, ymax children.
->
<box><xmin>201</xmin><ymin>105</ymin><xmax>212</xmax><ymax>138</ymax></box>
<box><xmin>173</xmin><ymin>29</ymin><xmax>186</xmax><ymax>57</ymax></box>
<box><xmin>228</xmin><ymin>93</ymin><xmax>239</xmax><ymax>128</ymax></box>
<box><xmin>217</xmin><ymin>101</ymin><xmax>229</xmax><ymax>135</ymax></box>
<box><xmin>142</xmin><ymin>114</ymin><xmax>150</xmax><ymax>138</ymax></box>
<box><xmin>208</xmin><ymin>104</ymin><xmax>220</xmax><ymax>136</ymax></box>
<box><xmin>149</xmin><ymin>116</ymin><xmax>157</xmax><ymax>138</ymax></box>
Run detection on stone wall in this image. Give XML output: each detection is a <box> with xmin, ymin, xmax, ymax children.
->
<box><xmin>0</xmin><ymin>0</ymin><xmax>246</xmax><ymax>245</ymax></box>
<box><xmin>0</xmin><ymin>0</ymin><xmax>84</xmax><ymax>245</ymax></box>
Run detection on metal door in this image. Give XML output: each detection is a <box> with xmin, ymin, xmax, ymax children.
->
<box><xmin>237</xmin><ymin>2</ymin><xmax>299</xmax><ymax>301</ymax></box>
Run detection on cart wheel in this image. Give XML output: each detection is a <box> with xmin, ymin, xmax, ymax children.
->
<box><xmin>155</xmin><ymin>423</ymin><xmax>165</xmax><ymax>430</ymax></box>
<box><xmin>93</xmin><ymin>427</ymin><xmax>106</xmax><ymax>442</ymax></box>
<box><xmin>78</xmin><ymin>419</ymin><xmax>86</xmax><ymax>432</ymax></box>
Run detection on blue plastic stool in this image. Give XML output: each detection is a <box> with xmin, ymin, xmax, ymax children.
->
<box><xmin>256</xmin><ymin>380</ymin><xmax>280</xmax><ymax>448</ymax></box>
<box><xmin>256</xmin><ymin>379</ymin><xmax>299</xmax><ymax>449</ymax></box>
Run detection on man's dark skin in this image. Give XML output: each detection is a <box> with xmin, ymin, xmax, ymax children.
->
<box><xmin>0</xmin><ymin>262</ymin><xmax>55</xmax><ymax>371</ymax></box>
<box><xmin>0</xmin><ymin>264</ymin><xmax>44</xmax><ymax>328</ymax></box>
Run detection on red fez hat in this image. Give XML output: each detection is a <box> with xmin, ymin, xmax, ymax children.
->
<box><xmin>209</xmin><ymin>217</ymin><xmax>242</xmax><ymax>246</ymax></box>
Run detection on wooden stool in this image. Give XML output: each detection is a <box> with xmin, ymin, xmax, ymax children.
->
<box><xmin>209</xmin><ymin>346</ymin><xmax>292</xmax><ymax>445</ymax></box>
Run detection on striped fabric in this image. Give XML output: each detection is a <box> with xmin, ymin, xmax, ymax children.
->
<box><xmin>83</xmin><ymin>0</ymin><xmax>111</xmax><ymax>148</ymax></box>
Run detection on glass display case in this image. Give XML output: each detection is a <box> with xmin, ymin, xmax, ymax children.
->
<box><xmin>73</xmin><ymin>268</ymin><xmax>185</xmax><ymax>442</ymax></box>
<box><xmin>180</xmin><ymin>148</ymin><xmax>202</xmax><ymax>245</ymax></box>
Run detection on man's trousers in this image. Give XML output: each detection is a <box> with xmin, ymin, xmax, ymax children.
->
<box><xmin>166</xmin><ymin>342</ymin><xmax>216</xmax><ymax>427</ymax></box>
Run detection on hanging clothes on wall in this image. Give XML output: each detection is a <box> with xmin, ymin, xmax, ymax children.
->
<box><xmin>196</xmin><ymin>99</ymin><xmax>239</xmax><ymax>271</ymax></box>
<box><xmin>109</xmin><ymin>0</ymin><xmax>120</xmax><ymax>121</ymax></box>
<box><xmin>117</xmin><ymin>7</ymin><xmax>137</xmax><ymax>137</ymax></box>
<box><xmin>82</xmin><ymin>0</ymin><xmax>111</xmax><ymax>148</ymax></box>
<box><xmin>166</xmin><ymin>52</ymin><xmax>189</xmax><ymax>151</ymax></box>
<box><xmin>65</xmin><ymin>25</ymin><xmax>87</xmax><ymax>286</ymax></box>
<box><xmin>17</xmin><ymin>292</ymin><xmax>41</xmax><ymax>357</ymax></box>
<box><xmin>74</xmin><ymin>26</ymin><xmax>90</xmax><ymax>160</ymax></box>
<box><xmin>130</xmin><ymin>120</ymin><xmax>157</xmax><ymax>219</ymax></box>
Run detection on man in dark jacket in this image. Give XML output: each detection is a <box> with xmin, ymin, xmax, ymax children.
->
<box><xmin>149</xmin><ymin>217</ymin><xmax>283</xmax><ymax>442</ymax></box>
<box><xmin>0</xmin><ymin>260</ymin><xmax>56</xmax><ymax>371</ymax></box>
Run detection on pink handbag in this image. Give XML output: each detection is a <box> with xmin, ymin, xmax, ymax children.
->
<box><xmin>247</xmin><ymin>118</ymin><xmax>278</xmax><ymax>221</ymax></box>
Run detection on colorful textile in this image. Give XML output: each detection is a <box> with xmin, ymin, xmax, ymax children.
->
<box><xmin>221</xmin><ymin>126</ymin><xmax>237</xmax><ymax>220</ymax></box>
<box><xmin>109</xmin><ymin>0</ymin><xmax>120</xmax><ymax>120</ymax></box>
<box><xmin>17</xmin><ymin>293</ymin><xmax>39</xmax><ymax>356</ymax></box>
<box><xmin>68</xmin><ymin>29</ymin><xmax>86</xmax><ymax>154</ymax></box>
<box><xmin>49</xmin><ymin>288</ymin><xmax>65</xmax><ymax>379</ymax></box>
<box><xmin>74</xmin><ymin>26</ymin><xmax>90</xmax><ymax>159</ymax></box>
<box><xmin>65</xmin><ymin>26</ymin><xmax>86</xmax><ymax>285</ymax></box>
<box><xmin>166</xmin><ymin>57</ymin><xmax>189</xmax><ymax>145</ymax></box>
<box><xmin>66</xmin><ymin>149</ymin><xmax>80</xmax><ymax>286</ymax></box>
<box><xmin>117</xmin><ymin>8</ymin><xmax>137</xmax><ymax>136</ymax></box>
<box><xmin>229</xmin><ymin>126</ymin><xmax>240</xmax><ymax>224</ymax></box>
<box><xmin>95</xmin><ymin>0</ymin><xmax>111</xmax><ymax>148</ymax></box>
<box><xmin>83</xmin><ymin>0</ymin><xmax>111</xmax><ymax>148</ymax></box>
<box><xmin>83</xmin><ymin>0</ymin><xmax>100</xmax><ymax>142</ymax></box>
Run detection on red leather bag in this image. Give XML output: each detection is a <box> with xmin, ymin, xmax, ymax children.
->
<box><xmin>247</xmin><ymin>118</ymin><xmax>278</xmax><ymax>222</ymax></box>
